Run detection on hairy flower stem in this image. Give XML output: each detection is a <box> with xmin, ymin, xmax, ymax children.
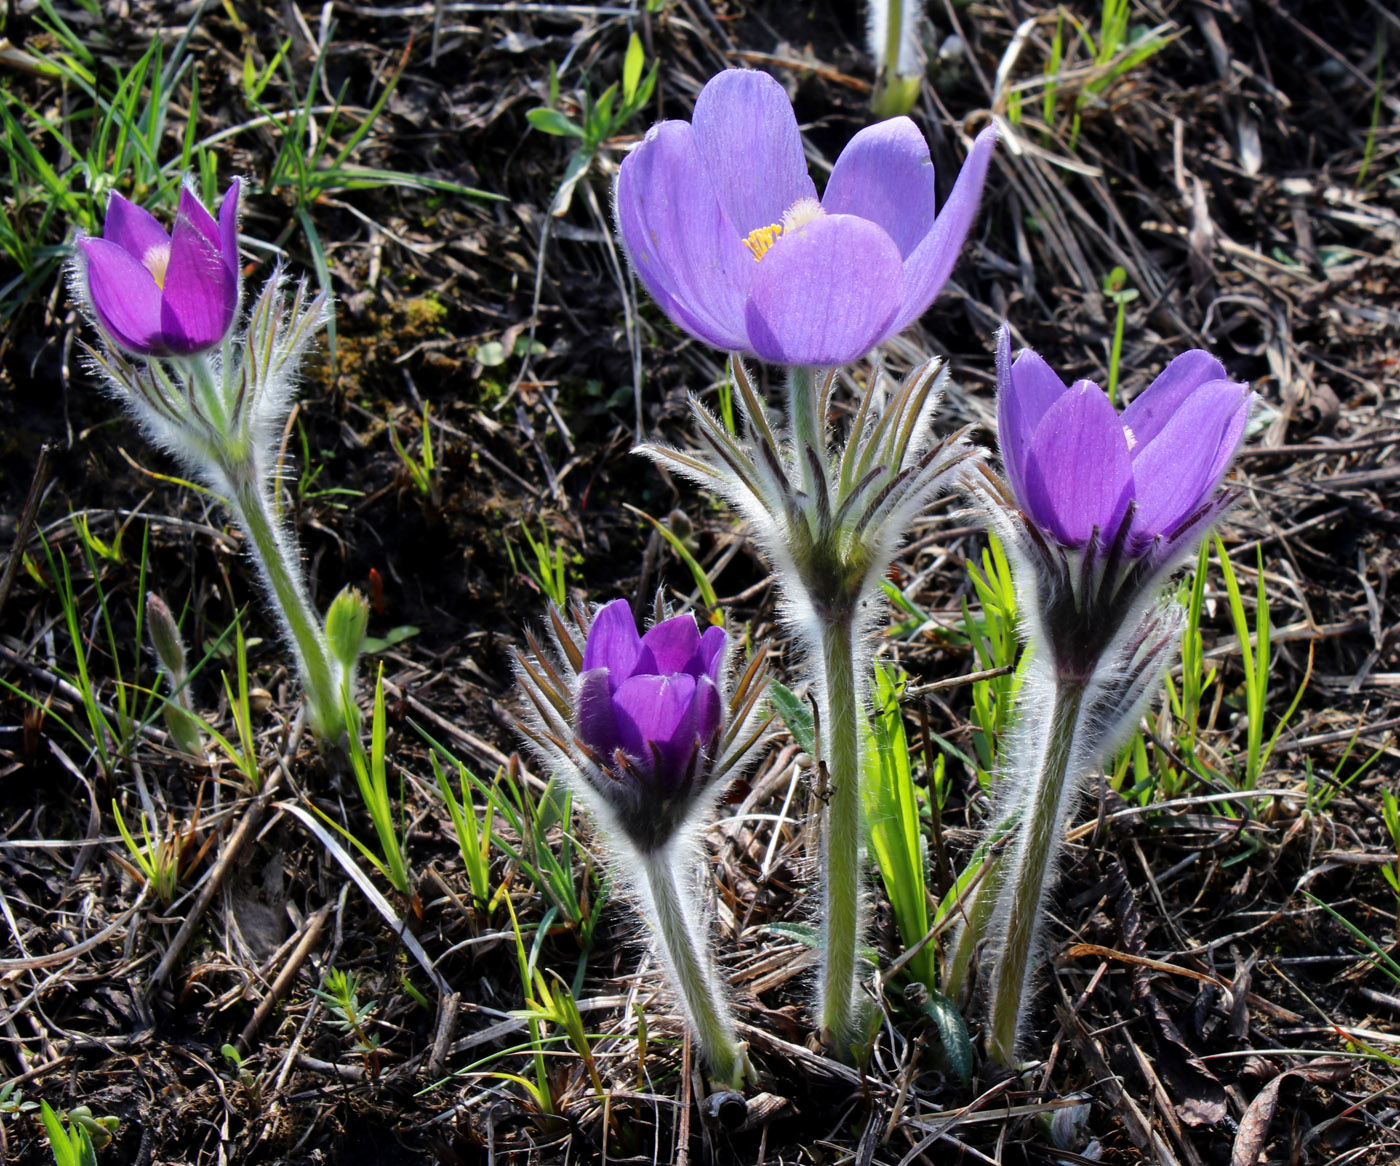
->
<box><xmin>228</xmin><ymin>475</ymin><xmax>345</xmax><ymax>742</ymax></box>
<box><xmin>987</xmin><ymin>679</ymin><xmax>1085</xmax><ymax>1065</ymax></box>
<box><xmin>818</xmin><ymin>614</ymin><xmax>865</xmax><ymax>1056</ymax></box>
<box><xmin>640</xmin><ymin>846</ymin><xmax>750</xmax><ymax>1090</ymax></box>
<box><xmin>785</xmin><ymin>365</ymin><xmax>822</xmax><ymax>497</ymax></box>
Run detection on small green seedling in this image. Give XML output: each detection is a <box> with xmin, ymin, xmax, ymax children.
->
<box><xmin>527</xmin><ymin>32</ymin><xmax>658</xmax><ymax>215</ymax></box>
<box><xmin>312</xmin><ymin>968</ymin><xmax>382</xmax><ymax>1075</ymax></box>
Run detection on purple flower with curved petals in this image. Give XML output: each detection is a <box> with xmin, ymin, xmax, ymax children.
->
<box><xmin>75</xmin><ymin>179</ymin><xmax>241</xmax><ymax>356</ymax></box>
<box><xmin>996</xmin><ymin>329</ymin><xmax>1251</xmax><ymax>561</ymax></box>
<box><xmin>514</xmin><ymin>600</ymin><xmax>770</xmax><ymax>855</ymax></box>
<box><xmin>616</xmin><ymin>69</ymin><xmax>997</xmax><ymax>366</ymax></box>
<box><xmin>575</xmin><ymin>599</ymin><xmax>725</xmax><ymax>785</ymax></box>
<box><xmin>967</xmin><ymin>326</ymin><xmax>1253</xmax><ymax>685</ymax></box>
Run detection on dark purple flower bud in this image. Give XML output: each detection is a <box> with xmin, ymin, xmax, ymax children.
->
<box><xmin>615</xmin><ymin>69</ymin><xmax>997</xmax><ymax>367</ymax></box>
<box><xmin>74</xmin><ymin>180</ymin><xmax>241</xmax><ymax>356</ymax></box>
<box><xmin>514</xmin><ymin>600</ymin><xmax>769</xmax><ymax>854</ymax></box>
<box><xmin>576</xmin><ymin>599</ymin><xmax>725</xmax><ymax>786</ymax></box>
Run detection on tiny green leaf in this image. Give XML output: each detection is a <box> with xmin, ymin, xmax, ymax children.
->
<box><xmin>526</xmin><ymin>107</ymin><xmax>584</xmax><ymax>137</ymax></box>
<box><xmin>623</xmin><ymin>33</ymin><xmax>644</xmax><ymax>104</ymax></box>
<box><xmin>769</xmin><ymin>680</ymin><xmax>815</xmax><ymax>754</ymax></box>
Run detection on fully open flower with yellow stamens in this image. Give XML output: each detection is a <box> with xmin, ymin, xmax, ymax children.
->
<box><xmin>616</xmin><ymin>69</ymin><xmax>996</xmax><ymax>367</ymax></box>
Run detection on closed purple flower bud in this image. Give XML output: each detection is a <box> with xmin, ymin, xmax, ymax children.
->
<box><xmin>996</xmin><ymin>329</ymin><xmax>1251</xmax><ymax>563</ymax></box>
<box><xmin>576</xmin><ymin>599</ymin><xmax>726</xmax><ymax>784</ymax></box>
<box><xmin>74</xmin><ymin>179</ymin><xmax>241</xmax><ymax>356</ymax></box>
<box><xmin>616</xmin><ymin>69</ymin><xmax>997</xmax><ymax>367</ymax></box>
<box><xmin>971</xmin><ymin>327</ymin><xmax>1254</xmax><ymax>684</ymax></box>
<box><xmin>514</xmin><ymin>600</ymin><xmax>769</xmax><ymax>854</ymax></box>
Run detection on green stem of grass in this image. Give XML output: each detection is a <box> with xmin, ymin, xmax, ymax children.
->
<box><xmin>818</xmin><ymin>614</ymin><xmax>865</xmax><ymax>1056</ymax></box>
<box><xmin>641</xmin><ymin>846</ymin><xmax>750</xmax><ymax>1090</ymax></box>
<box><xmin>988</xmin><ymin>679</ymin><xmax>1084</xmax><ymax>1066</ymax></box>
<box><xmin>942</xmin><ymin>844</ymin><xmax>1006</xmax><ymax>1003</ymax></box>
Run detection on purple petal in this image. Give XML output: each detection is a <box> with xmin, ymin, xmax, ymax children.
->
<box><xmin>575</xmin><ymin>668</ymin><xmax>622</xmax><ymax>759</ymax></box>
<box><xmin>582</xmin><ymin>599</ymin><xmax>642</xmax><ymax>687</ymax></box>
<box><xmin>102</xmin><ymin>192</ymin><xmax>170</xmax><ymax>265</ymax></box>
<box><xmin>1120</xmin><ymin>350</ymin><xmax>1229</xmax><ymax>450</ymax></box>
<box><xmin>76</xmin><ymin>236</ymin><xmax>164</xmax><ymax>354</ymax></box>
<box><xmin>177</xmin><ymin>184</ymin><xmax>220</xmax><ymax>249</ymax></box>
<box><xmin>689</xmin><ymin>69</ymin><xmax>817</xmax><ymax>234</ymax></box>
<box><xmin>743</xmin><ymin>213</ymin><xmax>903</xmax><ymax>366</ymax></box>
<box><xmin>997</xmin><ymin>330</ymin><xmax>1069</xmax><ymax>512</ymax></box>
<box><xmin>822</xmin><ymin>116</ymin><xmax>937</xmax><ymax>258</ymax></box>
<box><xmin>218</xmin><ymin>178</ymin><xmax>242</xmax><ymax>284</ymax></box>
<box><xmin>695</xmin><ymin>674</ymin><xmax>722</xmax><ymax>743</ymax></box>
<box><xmin>612</xmin><ymin>673</ymin><xmax>699</xmax><ymax>779</ymax></box>
<box><xmin>1022</xmin><ymin>380</ymin><xmax>1132</xmax><ymax>546</ymax></box>
<box><xmin>887</xmin><ymin>124</ymin><xmax>997</xmax><ymax>335</ymax></box>
<box><xmin>1152</xmin><ymin>491</ymin><xmax>1239</xmax><ymax>570</ymax></box>
<box><xmin>616</xmin><ymin>120</ymin><xmax>753</xmax><ymax>352</ymax></box>
<box><xmin>637</xmin><ymin>612</ymin><xmax>702</xmax><ymax>675</ymax></box>
<box><xmin>160</xmin><ymin>203</ymin><xmax>236</xmax><ymax>353</ymax></box>
<box><xmin>1130</xmin><ymin>381</ymin><xmax>1253</xmax><ymax>539</ymax></box>
<box><xmin>1201</xmin><ymin>383</ymin><xmax>1252</xmax><ymax>488</ymax></box>
<box><xmin>696</xmin><ymin>624</ymin><xmax>726</xmax><ymax>682</ymax></box>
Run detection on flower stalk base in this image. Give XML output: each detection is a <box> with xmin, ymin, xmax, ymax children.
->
<box><xmin>641</xmin><ymin>846</ymin><xmax>751</xmax><ymax>1090</ymax></box>
<box><xmin>985</xmin><ymin>678</ymin><xmax>1084</xmax><ymax>1065</ymax></box>
<box><xmin>229</xmin><ymin>476</ymin><xmax>347</xmax><ymax>743</ymax></box>
<box><xmin>816</xmin><ymin>615</ymin><xmax>866</xmax><ymax>1056</ymax></box>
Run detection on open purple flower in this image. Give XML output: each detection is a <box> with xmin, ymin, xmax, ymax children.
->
<box><xmin>996</xmin><ymin>330</ymin><xmax>1251</xmax><ymax>562</ymax></box>
<box><xmin>616</xmin><ymin>69</ymin><xmax>996</xmax><ymax>366</ymax></box>
<box><xmin>75</xmin><ymin>179</ymin><xmax>241</xmax><ymax>356</ymax></box>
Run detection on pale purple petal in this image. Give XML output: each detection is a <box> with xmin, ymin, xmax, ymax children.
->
<box><xmin>102</xmin><ymin>193</ymin><xmax>170</xmax><ymax>265</ymax></box>
<box><xmin>582</xmin><ymin>598</ymin><xmax>642</xmax><ymax>686</ymax></box>
<box><xmin>612</xmin><ymin>673</ymin><xmax>699</xmax><ymax>779</ymax></box>
<box><xmin>616</xmin><ymin>120</ymin><xmax>752</xmax><ymax>351</ymax></box>
<box><xmin>689</xmin><ymin>69</ymin><xmax>816</xmax><ymax>234</ymax></box>
<box><xmin>821</xmin><ymin>116</ymin><xmax>937</xmax><ymax>258</ymax></box>
<box><xmin>997</xmin><ymin>330</ymin><xmax>1069</xmax><ymax>511</ymax></box>
<box><xmin>1130</xmin><ymin>381</ymin><xmax>1254</xmax><ymax>539</ymax></box>
<box><xmin>1120</xmin><ymin>350</ymin><xmax>1229</xmax><ymax>450</ymax></box>
<box><xmin>77</xmin><ymin>236</ymin><xmax>164</xmax><ymax>353</ymax></box>
<box><xmin>575</xmin><ymin>668</ymin><xmax>622</xmax><ymax>759</ymax></box>
<box><xmin>1022</xmin><ymin>380</ymin><xmax>1132</xmax><ymax>546</ymax></box>
<box><xmin>887</xmin><ymin>124</ymin><xmax>998</xmax><ymax>335</ymax></box>
<box><xmin>637</xmin><ymin>612</ymin><xmax>702</xmax><ymax>675</ymax></box>
<box><xmin>1201</xmin><ymin>383</ymin><xmax>1252</xmax><ymax>488</ymax></box>
<box><xmin>696</xmin><ymin>625</ymin><xmax>726</xmax><ymax>682</ymax></box>
<box><xmin>160</xmin><ymin>206</ymin><xmax>236</xmax><ymax>354</ymax></box>
<box><xmin>744</xmin><ymin>214</ymin><xmax>903</xmax><ymax>366</ymax></box>
<box><xmin>218</xmin><ymin>178</ymin><xmax>242</xmax><ymax>283</ymax></box>
<box><xmin>695</xmin><ymin>674</ymin><xmax>722</xmax><ymax>742</ymax></box>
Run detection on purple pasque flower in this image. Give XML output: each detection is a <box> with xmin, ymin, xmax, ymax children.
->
<box><xmin>971</xmin><ymin>327</ymin><xmax>1252</xmax><ymax>683</ymax></box>
<box><xmin>996</xmin><ymin>328</ymin><xmax>1251</xmax><ymax>563</ymax></box>
<box><xmin>75</xmin><ymin>179</ymin><xmax>241</xmax><ymax>356</ymax></box>
<box><xmin>514</xmin><ymin>600</ymin><xmax>769</xmax><ymax>854</ymax></box>
<box><xmin>616</xmin><ymin>69</ymin><xmax>996</xmax><ymax>367</ymax></box>
<box><xmin>575</xmin><ymin>599</ymin><xmax>726</xmax><ymax>784</ymax></box>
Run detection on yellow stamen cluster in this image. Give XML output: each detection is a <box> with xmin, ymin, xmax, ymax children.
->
<box><xmin>741</xmin><ymin>198</ymin><xmax>827</xmax><ymax>263</ymax></box>
<box><xmin>742</xmin><ymin>223</ymin><xmax>783</xmax><ymax>261</ymax></box>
